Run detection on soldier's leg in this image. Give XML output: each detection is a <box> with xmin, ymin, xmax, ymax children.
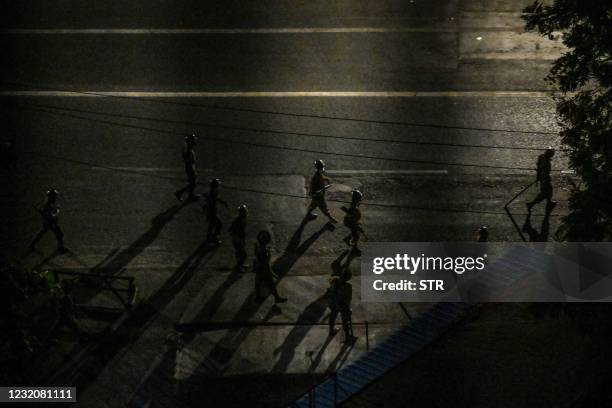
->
<box><xmin>267</xmin><ymin>276</ymin><xmax>287</xmax><ymax>303</ymax></box>
<box><xmin>186</xmin><ymin>173</ymin><xmax>199</xmax><ymax>200</ymax></box>
<box><xmin>318</xmin><ymin>196</ymin><xmax>337</xmax><ymax>223</ymax></box>
<box><xmin>328</xmin><ymin>307</ymin><xmax>339</xmax><ymax>335</ymax></box>
<box><xmin>341</xmin><ymin>309</ymin><xmax>355</xmax><ymax>341</ymax></box>
<box><xmin>306</xmin><ymin>198</ymin><xmax>318</xmax><ymax>217</ymax></box>
<box><xmin>206</xmin><ymin>217</ymin><xmax>216</xmax><ymax>240</ymax></box>
<box><xmin>351</xmin><ymin>227</ymin><xmax>361</xmax><ymax>255</ymax></box>
<box><xmin>213</xmin><ymin>216</ymin><xmax>222</xmax><ymax>238</ymax></box>
<box><xmin>174</xmin><ymin>178</ymin><xmax>190</xmax><ymax>201</ymax></box>
<box><xmin>51</xmin><ymin>225</ymin><xmax>65</xmax><ymax>249</ymax></box>
<box><xmin>236</xmin><ymin>244</ymin><xmax>247</xmax><ymax>269</ymax></box>
<box><xmin>255</xmin><ymin>274</ymin><xmax>264</xmax><ymax>298</ymax></box>
<box><xmin>543</xmin><ymin>181</ymin><xmax>556</xmax><ymax>210</ymax></box>
<box><xmin>527</xmin><ymin>190</ymin><xmax>546</xmax><ymax>210</ymax></box>
<box><xmin>29</xmin><ymin>225</ymin><xmax>49</xmax><ymax>248</ymax></box>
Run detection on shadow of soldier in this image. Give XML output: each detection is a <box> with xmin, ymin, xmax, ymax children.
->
<box><xmin>271</xmin><ymin>250</ymin><xmax>356</xmax><ymax>373</ymax></box>
<box><xmin>186</xmin><ymin>220</ymin><xmax>335</xmax><ymax>375</ymax></box>
<box><xmin>522</xmin><ymin>209</ymin><xmax>552</xmax><ymax>242</ymax></box>
<box><xmin>54</xmin><ymin>240</ymin><xmax>216</xmax><ymax>393</ymax></box>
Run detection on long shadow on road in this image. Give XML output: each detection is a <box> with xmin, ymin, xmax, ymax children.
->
<box><xmin>181</xmin><ymin>220</ymin><xmax>333</xmax><ymax>376</ymax></box>
<box><xmin>271</xmin><ymin>250</ymin><xmax>355</xmax><ymax>373</ymax></box>
<box><xmin>48</xmin><ymin>202</ymin><xmax>191</xmax><ymax>308</ymax></box>
<box><xmin>53</xmin><ymin>239</ymin><xmax>216</xmax><ymax>394</ymax></box>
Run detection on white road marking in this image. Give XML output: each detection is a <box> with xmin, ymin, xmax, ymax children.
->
<box><xmin>460</xmin><ymin>52</ymin><xmax>560</xmax><ymax>60</ymax></box>
<box><xmin>2</xmin><ymin>27</ymin><xmax>459</xmax><ymax>35</ymax></box>
<box><xmin>0</xmin><ymin>91</ymin><xmax>556</xmax><ymax>98</ymax></box>
<box><xmin>90</xmin><ymin>167</ymin><xmax>448</xmax><ymax>175</ymax></box>
<box><xmin>328</xmin><ymin>170</ymin><xmax>448</xmax><ymax>175</ymax></box>
<box><xmin>91</xmin><ymin>166</ymin><xmax>186</xmax><ymax>172</ymax></box>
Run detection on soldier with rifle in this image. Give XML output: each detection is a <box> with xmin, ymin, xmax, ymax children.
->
<box><xmin>228</xmin><ymin>204</ymin><xmax>248</xmax><ymax>272</ymax></box>
<box><xmin>174</xmin><ymin>133</ymin><xmax>199</xmax><ymax>202</ymax></box>
<box><xmin>254</xmin><ymin>230</ymin><xmax>287</xmax><ymax>304</ymax></box>
<box><xmin>29</xmin><ymin>189</ymin><xmax>67</xmax><ymax>253</ymax></box>
<box><xmin>306</xmin><ymin>160</ymin><xmax>337</xmax><ymax>223</ymax></box>
<box><xmin>327</xmin><ymin>275</ymin><xmax>356</xmax><ymax>343</ymax></box>
<box><xmin>202</xmin><ymin>178</ymin><xmax>228</xmax><ymax>244</ymax></box>
<box><xmin>527</xmin><ymin>148</ymin><xmax>557</xmax><ymax>213</ymax></box>
<box><xmin>341</xmin><ymin>189</ymin><xmax>365</xmax><ymax>256</ymax></box>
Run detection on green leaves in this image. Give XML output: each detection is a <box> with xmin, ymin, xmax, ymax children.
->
<box><xmin>524</xmin><ymin>1</ymin><xmax>612</xmax><ymax>241</ymax></box>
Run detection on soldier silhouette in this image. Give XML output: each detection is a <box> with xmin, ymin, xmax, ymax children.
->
<box><xmin>29</xmin><ymin>189</ymin><xmax>66</xmax><ymax>253</ymax></box>
<box><xmin>174</xmin><ymin>134</ymin><xmax>199</xmax><ymax>202</ymax></box>
<box><xmin>527</xmin><ymin>148</ymin><xmax>557</xmax><ymax>213</ymax></box>
<box><xmin>306</xmin><ymin>160</ymin><xmax>337</xmax><ymax>223</ymax></box>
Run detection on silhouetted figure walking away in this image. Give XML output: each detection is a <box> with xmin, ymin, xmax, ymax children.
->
<box><xmin>254</xmin><ymin>230</ymin><xmax>287</xmax><ymax>303</ymax></box>
<box><xmin>228</xmin><ymin>204</ymin><xmax>248</xmax><ymax>272</ymax></box>
<box><xmin>477</xmin><ymin>225</ymin><xmax>489</xmax><ymax>242</ymax></box>
<box><xmin>341</xmin><ymin>188</ymin><xmax>364</xmax><ymax>256</ymax></box>
<box><xmin>174</xmin><ymin>133</ymin><xmax>199</xmax><ymax>202</ymax></box>
<box><xmin>306</xmin><ymin>160</ymin><xmax>337</xmax><ymax>223</ymax></box>
<box><xmin>527</xmin><ymin>148</ymin><xmax>557</xmax><ymax>213</ymax></box>
<box><xmin>29</xmin><ymin>189</ymin><xmax>66</xmax><ymax>252</ymax></box>
<box><xmin>327</xmin><ymin>275</ymin><xmax>356</xmax><ymax>343</ymax></box>
<box><xmin>202</xmin><ymin>178</ymin><xmax>227</xmax><ymax>244</ymax></box>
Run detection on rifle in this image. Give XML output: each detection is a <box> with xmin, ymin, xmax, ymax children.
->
<box><xmin>311</xmin><ymin>184</ymin><xmax>333</xmax><ymax>197</ymax></box>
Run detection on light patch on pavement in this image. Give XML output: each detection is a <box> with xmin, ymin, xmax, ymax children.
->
<box><xmin>1</xmin><ymin>27</ymin><xmax>460</xmax><ymax>35</ymax></box>
<box><xmin>327</xmin><ymin>170</ymin><xmax>448</xmax><ymax>175</ymax></box>
<box><xmin>0</xmin><ymin>90</ymin><xmax>556</xmax><ymax>98</ymax></box>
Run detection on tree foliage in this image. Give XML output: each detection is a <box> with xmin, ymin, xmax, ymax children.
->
<box><xmin>1</xmin><ymin>262</ymin><xmax>62</xmax><ymax>384</ymax></box>
<box><xmin>523</xmin><ymin>1</ymin><xmax>612</xmax><ymax>241</ymax></box>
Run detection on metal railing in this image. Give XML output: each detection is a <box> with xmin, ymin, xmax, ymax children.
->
<box><xmin>52</xmin><ymin>269</ymin><xmax>137</xmax><ymax>312</ymax></box>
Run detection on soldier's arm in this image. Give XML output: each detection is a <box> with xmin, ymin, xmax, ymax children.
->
<box><xmin>218</xmin><ymin>198</ymin><xmax>229</xmax><ymax>208</ymax></box>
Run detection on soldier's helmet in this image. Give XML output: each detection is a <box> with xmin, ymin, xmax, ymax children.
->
<box><xmin>314</xmin><ymin>159</ymin><xmax>325</xmax><ymax>171</ymax></box>
<box><xmin>257</xmin><ymin>230</ymin><xmax>271</xmax><ymax>245</ymax></box>
<box><xmin>210</xmin><ymin>178</ymin><xmax>221</xmax><ymax>188</ymax></box>
<box><xmin>545</xmin><ymin>147</ymin><xmax>555</xmax><ymax>157</ymax></box>
<box><xmin>478</xmin><ymin>225</ymin><xmax>489</xmax><ymax>242</ymax></box>
<box><xmin>185</xmin><ymin>133</ymin><xmax>197</xmax><ymax>145</ymax></box>
<box><xmin>46</xmin><ymin>189</ymin><xmax>59</xmax><ymax>197</ymax></box>
<box><xmin>238</xmin><ymin>204</ymin><xmax>248</xmax><ymax>216</ymax></box>
<box><xmin>351</xmin><ymin>189</ymin><xmax>363</xmax><ymax>204</ymax></box>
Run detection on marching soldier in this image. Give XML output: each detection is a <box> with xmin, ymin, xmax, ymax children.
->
<box><xmin>174</xmin><ymin>134</ymin><xmax>199</xmax><ymax>202</ymax></box>
<box><xmin>228</xmin><ymin>205</ymin><xmax>248</xmax><ymax>272</ymax></box>
<box><xmin>341</xmin><ymin>189</ymin><xmax>364</xmax><ymax>255</ymax></box>
<box><xmin>254</xmin><ymin>230</ymin><xmax>287</xmax><ymax>303</ymax></box>
<box><xmin>29</xmin><ymin>189</ymin><xmax>66</xmax><ymax>252</ymax></box>
<box><xmin>202</xmin><ymin>178</ymin><xmax>228</xmax><ymax>244</ymax></box>
<box><xmin>327</xmin><ymin>275</ymin><xmax>356</xmax><ymax>343</ymax></box>
<box><xmin>527</xmin><ymin>148</ymin><xmax>557</xmax><ymax>213</ymax></box>
<box><xmin>306</xmin><ymin>160</ymin><xmax>337</xmax><ymax>223</ymax></box>
<box><xmin>477</xmin><ymin>225</ymin><xmax>489</xmax><ymax>242</ymax></box>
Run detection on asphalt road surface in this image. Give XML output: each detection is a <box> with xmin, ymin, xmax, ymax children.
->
<box><xmin>1</xmin><ymin>1</ymin><xmax>571</xmax><ymax>407</ymax></box>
